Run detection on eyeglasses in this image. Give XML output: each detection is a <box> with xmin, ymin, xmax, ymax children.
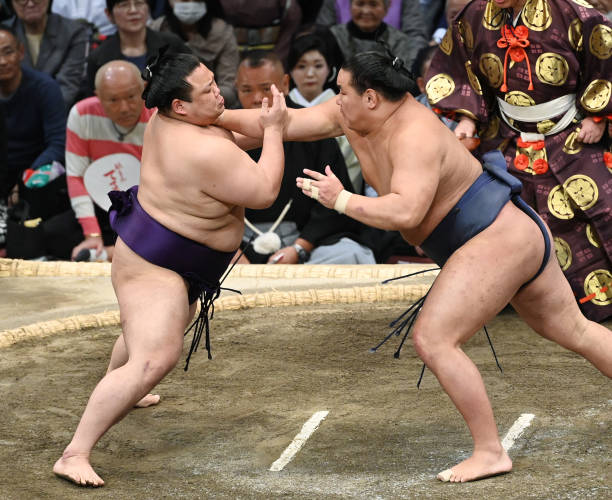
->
<box><xmin>113</xmin><ymin>0</ymin><xmax>148</xmax><ymax>11</ymax></box>
<box><xmin>13</xmin><ymin>0</ymin><xmax>47</xmax><ymax>6</ymax></box>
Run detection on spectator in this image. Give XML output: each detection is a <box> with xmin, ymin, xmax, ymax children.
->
<box><xmin>65</xmin><ymin>60</ymin><xmax>154</xmax><ymax>262</ymax></box>
<box><xmin>327</xmin><ymin>0</ymin><xmax>426</xmax><ymax>69</ymax></box>
<box><xmin>0</xmin><ymin>100</ymin><xmax>6</xmax><ymax>257</ymax></box>
<box><xmin>412</xmin><ymin>44</ymin><xmax>456</xmax><ymax>131</ymax></box>
<box><xmin>84</xmin><ymin>0</ymin><xmax>191</xmax><ymax>95</ymax></box>
<box><xmin>3</xmin><ymin>0</ymin><xmax>90</xmax><ymax>109</ymax></box>
<box><xmin>288</xmin><ymin>30</ymin><xmax>362</xmax><ymax>193</ymax></box>
<box><xmin>220</xmin><ymin>0</ymin><xmax>302</xmax><ymax>68</ymax></box>
<box><xmin>235</xmin><ymin>51</ymin><xmax>375</xmax><ymax>265</ymax></box>
<box><xmin>149</xmin><ymin>0</ymin><xmax>239</xmax><ymax>108</ymax></box>
<box><xmin>0</xmin><ymin>0</ymin><xmax>13</xmax><ymax>22</ymax></box>
<box><xmin>316</xmin><ymin>0</ymin><xmax>427</xmax><ymax>48</ymax></box>
<box><xmin>51</xmin><ymin>0</ymin><xmax>117</xmax><ymax>37</ymax></box>
<box><xmin>0</xmin><ymin>26</ymin><xmax>69</xmax><ymax>258</ymax></box>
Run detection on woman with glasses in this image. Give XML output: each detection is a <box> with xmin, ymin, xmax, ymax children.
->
<box><xmin>84</xmin><ymin>0</ymin><xmax>191</xmax><ymax>96</ymax></box>
<box><xmin>4</xmin><ymin>0</ymin><xmax>90</xmax><ymax>109</ymax></box>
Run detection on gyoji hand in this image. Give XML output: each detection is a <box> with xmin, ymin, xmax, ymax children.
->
<box><xmin>296</xmin><ymin>165</ymin><xmax>344</xmax><ymax>210</ymax></box>
<box><xmin>454</xmin><ymin>115</ymin><xmax>477</xmax><ymax>139</ymax></box>
<box><xmin>577</xmin><ymin>117</ymin><xmax>606</xmax><ymax>144</ymax></box>
<box><xmin>259</xmin><ymin>84</ymin><xmax>288</xmax><ymax>131</ymax></box>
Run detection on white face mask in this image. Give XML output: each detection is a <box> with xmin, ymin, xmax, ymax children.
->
<box><xmin>173</xmin><ymin>2</ymin><xmax>207</xmax><ymax>25</ymax></box>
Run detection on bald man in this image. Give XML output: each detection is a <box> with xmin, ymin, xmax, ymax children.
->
<box><xmin>66</xmin><ymin>60</ymin><xmax>155</xmax><ymax>262</ymax></box>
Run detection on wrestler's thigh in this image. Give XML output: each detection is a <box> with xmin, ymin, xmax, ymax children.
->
<box><xmin>511</xmin><ymin>254</ymin><xmax>587</xmax><ymax>347</ymax></box>
<box><xmin>111</xmin><ymin>238</ymin><xmax>191</xmax><ymax>360</ymax></box>
<box><xmin>416</xmin><ymin>204</ymin><xmax>543</xmax><ymax>344</ymax></box>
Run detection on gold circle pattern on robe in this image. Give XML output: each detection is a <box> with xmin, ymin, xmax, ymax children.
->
<box><xmin>563</xmin><ymin>129</ymin><xmax>584</xmax><ymax>154</ymax></box>
<box><xmin>479</xmin><ymin>53</ymin><xmax>503</xmax><ymax>88</ymax></box>
<box><xmin>569</xmin><ymin>18</ymin><xmax>584</xmax><ymax>52</ymax></box>
<box><xmin>580</xmin><ymin>79</ymin><xmax>612</xmax><ymax>112</ymax></box>
<box><xmin>535</xmin><ymin>52</ymin><xmax>569</xmax><ymax>86</ymax></box>
<box><xmin>505</xmin><ymin>91</ymin><xmax>536</xmax><ymax>106</ymax></box>
<box><xmin>465</xmin><ymin>61</ymin><xmax>483</xmax><ymax>95</ymax></box>
<box><xmin>458</xmin><ymin>20</ymin><xmax>474</xmax><ymax>51</ymax></box>
<box><xmin>572</xmin><ymin>0</ymin><xmax>594</xmax><ymax>7</ymax></box>
<box><xmin>586</xmin><ymin>224</ymin><xmax>602</xmax><ymax>248</ymax></box>
<box><xmin>583</xmin><ymin>270</ymin><xmax>612</xmax><ymax>306</ymax></box>
<box><xmin>548</xmin><ymin>185</ymin><xmax>575</xmax><ymax>219</ymax></box>
<box><xmin>563</xmin><ymin>175</ymin><xmax>599</xmax><ymax>211</ymax></box>
<box><xmin>554</xmin><ymin>236</ymin><xmax>572</xmax><ymax>271</ymax></box>
<box><xmin>483</xmin><ymin>1</ymin><xmax>503</xmax><ymax>31</ymax></box>
<box><xmin>589</xmin><ymin>24</ymin><xmax>612</xmax><ymax>60</ymax></box>
<box><xmin>426</xmin><ymin>74</ymin><xmax>456</xmax><ymax>104</ymax></box>
<box><xmin>537</xmin><ymin>119</ymin><xmax>556</xmax><ymax>134</ymax></box>
<box><xmin>440</xmin><ymin>28</ymin><xmax>453</xmax><ymax>55</ymax></box>
<box><xmin>521</xmin><ymin>0</ymin><xmax>553</xmax><ymax>31</ymax></box>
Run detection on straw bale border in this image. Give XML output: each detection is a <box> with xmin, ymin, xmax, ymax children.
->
<box><xmin>0</xmin><ymin>283</ymin><xmax>431</xmax><ymax>349</ymax></box>
<box><xmin>0</xmin><ymin>258</ymin><xmax>438</xmax><ymax>280</ymax></box>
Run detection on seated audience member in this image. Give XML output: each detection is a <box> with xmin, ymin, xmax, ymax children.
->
<box><xmin>52</xmin><ymin>0</ymin><xmax>117</xmax><ymax>37</ymax></box>
<box><xmin>3</xmin><ymin>0</ymin><xmax>90</xmax><ymax>109</ymax></box>
<box><xmin>235</xmin><ymin>51</ymin><xmax>375</xmax><ymax>264</ymax></box>
<box><xmin>84</xmin><ymin>0</ymin><xmax>191</xmax><ymax>95</ymax></box>
<box><xmin>317</xmin><ymin>0</ymin><xmax>427</xmax><ymax>44</ymax></box>
<box><xmin>413</xmin><ymin>44</ymin><xmax>457</xmax><ymax>131</ymax></box>
<box><xmin>0</xmin><ymin>26</ymin><xmax>69</xmax><ymax>258</ymax></box>
<box><xmin>0</xmin><ymin>0</ymin><xmax>13</xmax><ymax>22</ymax></box>
<box><xmin>149</xmin><ymin>0</ymin><xmax>239</xmax><ymax>108</ymax></box>
<box><xmin>327</xmin><ymin>0</ymin><xmax>426</xmax><ymax>69</ymax></box>
<box><xmin>0</xmin><ymin>101</ymin><xmax>6</xmax><ymax>257</ymax></box>
<box><xmin>147</xmin><ymin>0</ymin><xmax>165</xmax><ymax>18</ymax></box>
<box><xmin>66</xmin><ymin>60</ymin><xmax>153</xmax><ymax>262</ymax></box>
<box><xmin>418</xmin><ymin>0</ymin><xmax>445</xmax><ymax>40</ymax></box>
<box><xmin>288</xmin><ymin>30</ymin><xmax>362</xmax><ymax>193</ymax></box>
<box><xmin>297</xmin><ymin>0</ymin><xmax>323</xmax><ymax>24</ymax></box>
<box><xmin>219</xmin><ymin>0</ymin><xmax>302</xmax><ymax>68</ymax></box>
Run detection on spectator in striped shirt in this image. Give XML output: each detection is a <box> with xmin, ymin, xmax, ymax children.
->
<box><xmin>66</xmin><ymin>60</ymin><xmax>154</xmax><ymax>261</ymax></box>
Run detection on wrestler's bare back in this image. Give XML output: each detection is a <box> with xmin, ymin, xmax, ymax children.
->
<box><xmin>136</xmin><ymin>110</ymin><xmax>246</xmax><ymax>252</ymax></box>
<box><xmin>339</xmin><ymin>96</ymin><xmax>483</xmax><ymax>245</ymax></box>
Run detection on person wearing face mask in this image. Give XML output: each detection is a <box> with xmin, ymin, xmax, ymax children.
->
<box><xmin>150</xmin><ymin>0</ymin><xmax>239</xmax><ymax>108</ymax></box>
<box><xmin>426</xmin><ymin>0</ymin><xmax>612</xmax><ymax>322</ymax></box>
<box><xmin>83</xmin><ymin>0</ymin><xmax>192</xmax><ymax>96</ymax></box>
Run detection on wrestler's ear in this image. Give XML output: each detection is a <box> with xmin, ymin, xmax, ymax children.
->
<box><xmin>364</xmin><ymin>89</ymin><xmax>379</xmax><ymax>109</ymax></box>
<box><xmin>171</xmin><ymin>98</ymin><xmax>188</xmax><ymax>116</ymax></box>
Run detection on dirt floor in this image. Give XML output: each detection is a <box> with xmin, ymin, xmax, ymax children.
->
<box><xmin>1</xmin><ymin>303</ymin><xmax>610</xmax><ymax>499</ymax></box>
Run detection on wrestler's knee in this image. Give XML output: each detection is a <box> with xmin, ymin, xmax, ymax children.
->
<box><xmin>412</xmin><ymin>327</ymin><xmax>444</xmax><ymax>365</ymax></box>
<box><xmin>138</xmin><ymin>353</ymin><xmax>180</xmax><ymax>386</ymax></box>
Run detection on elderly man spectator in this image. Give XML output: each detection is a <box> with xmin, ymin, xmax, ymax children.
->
<box><xmin>66</xmin><ymin>60</ymin><xmax>154</xmax><ymax>262</ymax></box>
<box><xmin>0</xmin><ymin>26</ymin><xmax>68</xmax><ymax>258</ymax></box>
<box><xmin>326</xmin><ymin>0</ymin><xmax>426</xmax><ymax>69</ymax></box>
<box><xmin>3</xmin><ymin>0</ymin><xmax>90</xmax><ymax>109</ymax></box>
<box><xmin>149</xmin><ymin>0</ymin><xmax>239</xmax><ymax>108</ymax></box>
<box><xmin>84</xmin><ymin>0</ymin><xmax>190</xmax><ymax>95</ymax></box>
<box><xmin>317</xmin><ymin>0</ymin><xmax>428</xmax><ymax>42</ymax></box>
<box><xmin>220</xmin><ymin>0</ymin><xmax>302</xmax><ymax>68</ymax></box>
<box><xmin>235</xmin><ymin>50</ymin><xmax>375</xmax><ymax>265</ymax></box>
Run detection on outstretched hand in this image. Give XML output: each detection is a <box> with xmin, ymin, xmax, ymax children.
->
<box><xmin>296</xmin><ymin>165</ymin><xmax>344</xmax><ymax>209</ymax></box>
<box><xmin>259</xmin><ymin>84</ymin><xmax>288</xmax><ymax>131</ymax></box>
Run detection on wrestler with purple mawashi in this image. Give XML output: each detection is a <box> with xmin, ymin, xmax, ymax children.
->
<box><xmin>53</xmin><ymin>50</ymin><xmax>288</xmax><ymax>487</ymax></box>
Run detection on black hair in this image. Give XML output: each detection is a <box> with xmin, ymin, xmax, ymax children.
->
<box><xmin>141</xmin><ymin>48</ymin><xmax>201</xmax><ymax>113</ymax></box>
<box><xmin>288</xmin><ymin>33</ymin><xmax>332</xmax><ymax>73</ymax></box>
<box><xmin>411</xmin><ymin>44</ymin><xmax>438</xmax><ymax>79</ymax></box>
<box><xmin>0</xmin><ymin>24</ymin><xmax>20</xmax><ymax>43</ymax></box>
<box><xmin>341</xmin><ymin>51</ymin><xmax>419</xmax><ymax>101</ymax></box>
<box><xmin>163</xmin><ymin>0</ymin><xmax>225</xmax><ymax>40</ymax></box>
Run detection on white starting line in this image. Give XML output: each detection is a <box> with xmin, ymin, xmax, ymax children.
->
<box><xmin>502</xmin><ymin>413</ymin><xmax>535</xmax><ymax>451</ymax></box>
<box><xmin>269</xmin><ymin>410</ymin><xmax>329</xmax><ymax>472</ymax></box>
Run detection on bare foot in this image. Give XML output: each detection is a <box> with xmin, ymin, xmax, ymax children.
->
<box><xmin>437</xmin><ymin>449</ymin><xmax>512</xmax><ymax>483</ymax></box>
<box><xmin>53</xmin><ymin>453</ymin><xmax>104</xmax><ymax>487</ymax></box>
<box><xmin>135</xmin><ymin>393</ymin><xmax>161</xmax><ymax>408</ymax></box>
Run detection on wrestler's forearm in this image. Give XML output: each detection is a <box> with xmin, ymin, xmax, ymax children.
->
<box><xmin>217</xmin><ymin>109</ymin><xmax>264</xmax><ymax>138</ymax></box>
<box><xmin>256</xmin><ymin>127</ymin><xmax>285</xmax><ymax>202</ymax></box>
<box><xmin>343</xmin><ymin>193</ymin><xmax>424</xmax><ymax>232</ymax></box>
